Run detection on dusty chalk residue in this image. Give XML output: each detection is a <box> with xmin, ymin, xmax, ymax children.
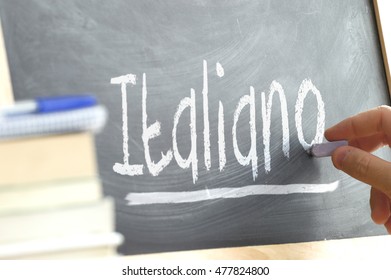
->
<box><xmin>295</xmin><ymin>79</ymin><xmax>325</xmax><ymax>151</ymax></box>
<box><xmin>216</xmin><ymin>62</ymin><xmax>224</xmax><ymax>77</ymax></box>
<box><xmin>111</xmin><ymin>74</ymin><xmax>144</xmax><ymax>176</ymax></box>
<box><xmin>125</xmin><ymin>181</ymin><xmax>340</xmax><ymax>205</ymax></box>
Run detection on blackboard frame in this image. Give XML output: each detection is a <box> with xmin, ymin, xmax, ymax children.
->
<box><xmin>374</xmin><ymin>0</ymin><xmax>391</xmax><ymax>97</ymax></box>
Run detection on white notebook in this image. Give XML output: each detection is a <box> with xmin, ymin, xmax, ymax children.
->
<box><xmin>0</xmin><ymin>105</ymin><xmax>107</xmax><ymax>139</ymax></box>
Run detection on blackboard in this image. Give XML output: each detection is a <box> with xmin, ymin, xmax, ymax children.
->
<box><xmin>1</xmin><ymin>0</ymin><xmax>390</xmax><ymax>255</ymax></box>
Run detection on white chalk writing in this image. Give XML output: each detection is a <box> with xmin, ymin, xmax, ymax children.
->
<box><xmin>111</xmin><ymin>61</ymin><xmax>325</xmax><ymax>184</ymax></box>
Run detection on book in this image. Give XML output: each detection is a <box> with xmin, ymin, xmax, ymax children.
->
<box><xmin>0</xmin><ymin>86</ymin><xmax>122</xmax><ymax>258</ymax></box>
<box><xmin>0</xmin><ymin>232</ymin><xmax>123</xmax><ymax>260</ymax></box>
<box><xmin>0</xmin><ymin>177</ymin><xmax>102</xmax><ymax>214</ymax></box>
<box><xmin>0</xmin><ymin>197</ymin><xmax>114</xmax><ymax>244</ymax></box>
<box><xmin>0</xmin><ymin>132</ymin><xmax>97</xmax><ymax>185</ymax></box>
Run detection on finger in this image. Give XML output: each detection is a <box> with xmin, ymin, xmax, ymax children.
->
<box><xmin>370</xmin><ymin>188</ymin><xmax>391</xmax><ymax>224</ymax></box>
<box><xmin>331</xmin><ymin>146</ymin><xmax>391</xmax><ymax>198</ymax></box>
<box><xmin>349</xmin><ymin>133</ymin><xmax>388</xmax><ymax>152</ymax></box>
<box><xmin>325</xmin><ymin>106</ymin><xmax>391</xmax><ymax>141</ymax></box>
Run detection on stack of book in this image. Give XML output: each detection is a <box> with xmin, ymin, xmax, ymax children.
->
<box><xmin>0</xmin><ymin>96</ymin><xmax>123</xmax><ymax>259</ymax></box>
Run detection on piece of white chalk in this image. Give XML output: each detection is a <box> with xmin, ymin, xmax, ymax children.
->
<box><xmin>309</xmin><ymin>140</ymin><xmax>349</xmax><ymax>157</ymax></box>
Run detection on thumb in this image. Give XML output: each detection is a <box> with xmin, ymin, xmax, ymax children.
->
<box><xmin>331</xmin><ymin>146</ymin><xmax>391</xmax><ymax>199</ymax></box>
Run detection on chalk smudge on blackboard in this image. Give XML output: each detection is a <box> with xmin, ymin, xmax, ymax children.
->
<box><xmin>125</xmin><ymin>181</ymin><xmax>339</xmax><ymax>206</ymax></box>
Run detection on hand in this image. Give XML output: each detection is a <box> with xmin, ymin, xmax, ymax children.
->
<box><xmin>325</xmin><ymin>105</ymin><xmax>391</xmax><ymax>234</ymax></box>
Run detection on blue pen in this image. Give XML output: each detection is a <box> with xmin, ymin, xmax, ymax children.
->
<box><xmin>0</xmin><ymin>95</ymin><xmax>97</xmax><ymax>117</ymax></box>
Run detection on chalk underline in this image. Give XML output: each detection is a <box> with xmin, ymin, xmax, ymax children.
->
<box><xmin>125</xmin><ymin>181</ymin><xmax>339</xmax><ymax>206</ymax></box>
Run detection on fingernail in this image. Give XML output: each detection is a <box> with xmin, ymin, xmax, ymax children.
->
<box><xmin>333</xmin><ymin>148</ymin><xmax>350</xmax><ymax>169</ymax></box>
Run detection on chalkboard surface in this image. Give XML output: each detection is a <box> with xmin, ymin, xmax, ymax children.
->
<box><xmin>1</xmin><ymin>0</ymin><xmax>390</xmax><ymax>255</ymax></box>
